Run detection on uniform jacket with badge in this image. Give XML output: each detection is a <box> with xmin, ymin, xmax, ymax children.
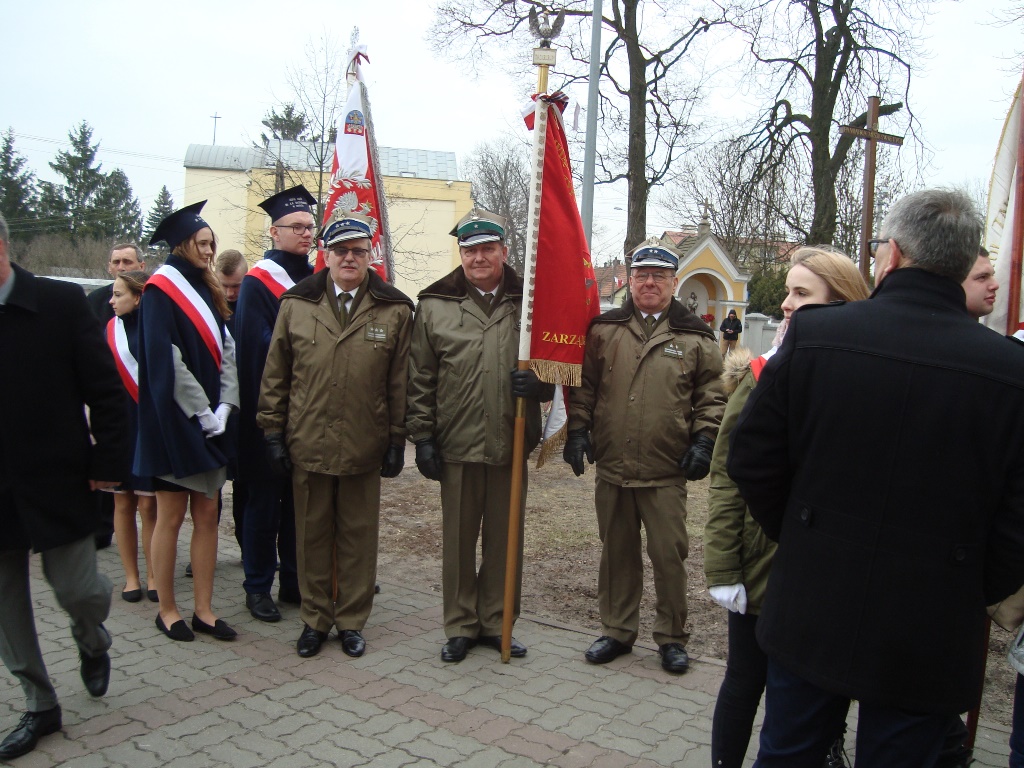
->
<box><xmin>704</xmin><ymin>349</ymin><xmax>776</xmax><ymax>614</ymax></box>
<box><xmin>407</xmin><ymin>264</ymin><xmax>549</xmax><ymax>464</ymax></box>
<box><xmin>727</xmin><ymin>268</ymin><xmax>1024</xmax><ymax>715</ymax></box>
<box><xmin>0</xmin><ymin>264</ymin><xmax>129</xmax><ymax>552</ymax></box>
<box><xmin>258</xmin><ymin>268</ymin><xmax>413</xmax><ymax>476</ymax></box>
<box><xmin>567</xmin><ymin>297</ymin><xmax>726</xmax><ymax>486</ymax></box>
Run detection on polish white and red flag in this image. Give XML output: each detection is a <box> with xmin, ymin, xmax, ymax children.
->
<box><xmin>315</xmin><ymin>42</ymin><xmax>391</xmax><ymax>281</ymax></box>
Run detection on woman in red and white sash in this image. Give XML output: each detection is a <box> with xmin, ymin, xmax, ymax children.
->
<box><xmin>137</xmin><ymin>202</ymin><xmax>239</xmax><ymax>642</ymax></box>
<box><xmin>105</xmin><ymin>270</ymin><xmax>157</xmax><ymax>604</ymax></box>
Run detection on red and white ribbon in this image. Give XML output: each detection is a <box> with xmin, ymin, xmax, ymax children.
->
<box><xmin>247</xmin><ymin>259</ymin><xmax>296</xmax><ymax>300</ymax></box>
<box><xmin>106</xmin><ymin>316</ymin><xmax>139</xmax><ymax>402</ymax></box>
<box><xmin>148</xmin><ymin>265</ymin><xmax>223</xmax><ymax>369</ymax></box>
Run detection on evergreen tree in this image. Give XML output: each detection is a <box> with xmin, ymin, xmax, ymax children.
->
<box><xmin>0</xmin><ymin>128</ymin><xmax>38</xmax><ymax>241</ymax></box>
<box><xmin>94</xmin><ymin>169</ymin><xmax>143</xmax><ymax>242</ymax></box>
<box><xmin>38</xmin><ymin>121</ymin><xmax>106</xmax><ymax>239</ymax></box>
<box><xmin>261</xmin><ymin>104</ymin><xmax>311</xmax><ymax>143</ymax></box>
<box><xmin>142</xmin><ymin>185</ymin><xmax>175</xmax><ymax>244</ymax></box>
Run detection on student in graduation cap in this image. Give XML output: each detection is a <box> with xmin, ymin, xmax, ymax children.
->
<box><xmin>137</xmin><ymin>201</ymin><xmax>239</xmax><ymax>643</ymax></box>
<box><xmin>234</xmin><ymin>185</ymin><xmax>316</xmax><ymax>623</ymax></box>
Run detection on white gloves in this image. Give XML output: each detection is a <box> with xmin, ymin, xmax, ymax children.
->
<box><xmin>709</xmin><ymin>583</ymin><xmax>748</xmax><ymax>614</ymax></box>
<box><xmin>214</xmin><ymin>403</ymin><xmax>232</xmax><ymax>435</ymax></box>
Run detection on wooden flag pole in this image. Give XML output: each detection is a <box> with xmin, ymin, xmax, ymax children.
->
<box><xmin>500</xmin><ymin>17</ymin><xmax>560</xmax><ymax>664</ymax></box>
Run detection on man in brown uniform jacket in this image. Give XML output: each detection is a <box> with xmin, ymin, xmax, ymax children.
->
<box><xmin>564</xmin><ymin>239</ymin><xmax>726</xmax><ymax>674</ymax></box>
<box><xmin>406</xmin><ymin>208</ymin><xmax>551</xmax><ymax>663</ymax></box>
<box><xmin>258</xmin><ymin>213</ymin><xmax>413</xmax><ymax>659</ymax></box>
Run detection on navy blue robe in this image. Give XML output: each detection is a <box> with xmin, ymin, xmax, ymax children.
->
<box><xmin>110</xmin><ymin>311</ymin><xmax>153</xmax><ymax>493</ymax></box>
<box><xmin>135</xmin><ymin>255</ymin><xmax>231</xmax><ymax>480</ymax></box>
<box><xmin>234</xmin><ymin>250</ymin><xmax>313</xmax><ymax>478</ymax></box>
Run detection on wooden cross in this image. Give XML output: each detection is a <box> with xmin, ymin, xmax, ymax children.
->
<box><xmin>839</xmin><ymin>96</ymin><xmax>905</xmax><ymax>281</ymax></box>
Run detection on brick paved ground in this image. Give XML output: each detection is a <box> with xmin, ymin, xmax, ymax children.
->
<box><xmin>0</xmin><ymin>527</ymin><xmax>1013</xmax><ymax>767</ymax></box>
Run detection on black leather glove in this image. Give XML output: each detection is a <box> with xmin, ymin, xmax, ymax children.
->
<box><xmin>414</xmin><ymin>438</ymin><xmax>443</xmax><ymax>481</ymax></box>
<box><xmin>264</xmin><ymin>432</ymin><xmax>293</xmax><ymax>478</ymax></box>
<box><xmin>510</xmin><ymin>368</ymin><xmax>542</xmax><ymax>399</ymax></box>
<box><xmin>380</xmin><ymin>444</ymin><xmax>405</xmax><ymax>479</ymax></box>
<box><xmin>562</xmin><ymin>428</ymin><xmax>595</xmax><ymax>477</ymax></box>
<box><xmin>679</xmin><ymin>433</ymin><xmax>716</xmax><ymax>480</ymax></box>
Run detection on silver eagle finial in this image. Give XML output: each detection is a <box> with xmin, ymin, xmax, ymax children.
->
<box><xmin>528</xmin><ymin>7</ymin><xmax>565</xmax><ymax>48</ymax></box>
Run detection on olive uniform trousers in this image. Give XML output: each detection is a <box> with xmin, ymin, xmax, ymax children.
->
<box><xmin>595</xmin><ymin>478</ymin><xmax>690</xmax><ymax>647</ymax></box>
<box><xmin>440</xmin><ymin>461</ymin><xmax>527</xmax><ymax>639</ymax></box>
<box><xmin>292</xmin><ymin>467</ymin><xmax>379</xmax><ymax>634</ymax></box>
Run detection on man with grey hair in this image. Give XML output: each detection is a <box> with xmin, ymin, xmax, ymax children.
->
<box><xmin>727</xmin><ymin>188</ymin><xmax>1024</xmax><ymax>766</ymax></box>
<box><xmin>0</xmin><ymin>213</ymin><xmax>129</xmax><ymax>758</ymax></box>
<box><xmin>87</xmin><ymin>242</ymin><xmax>146</xmax><ymax>323</ymax></box>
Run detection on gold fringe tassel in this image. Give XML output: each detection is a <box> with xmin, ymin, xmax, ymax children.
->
<box><xmin>529</xmin><ymin>359</ymin><xmax>582</xmax><ymax>387</ymax></box>
<box><xmin>535</xmin><ymin>422</ymin><xmax>567</xmax><ymax>469</ymax></box>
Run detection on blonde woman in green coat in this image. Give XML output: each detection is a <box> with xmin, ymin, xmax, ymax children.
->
<box><xmin>704</xmin><ymin>247</ymin><xmax>868</xmax><ymax>768</ymax></box>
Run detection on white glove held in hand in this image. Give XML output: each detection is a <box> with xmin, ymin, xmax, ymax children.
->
<box><xmin>197</xmin><ymin>407</ymin><xmax>220</xmax><ymax>436</ymax></box>
<box><xmin>213</xmin><ymin>403</ymin><xmax>232</xmax><ymax>436</ymax></box>
<box><xmin>709</xmin><ymin>583</ymin><xmax>748</xmax><ymax>614</ymax></box>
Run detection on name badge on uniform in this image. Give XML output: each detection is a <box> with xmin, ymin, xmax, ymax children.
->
<box><xmin>662</xmin><ymin>343</ymin><xmax>686</xmax><ymax>359</ymax></box>
<box><xmin>365</xmin><ymin>323</ymin><xmax>389</xmax><ymax>342</ymax></box>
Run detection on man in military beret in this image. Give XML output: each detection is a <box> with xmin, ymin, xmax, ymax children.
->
<box><xmin>259</xmin><ymin>213</ymin><xmax>413</xmax><ymax>659</ymax></box>
<box><xmin>564</xmin><ymin>238</ymin><xmax>726</xmax><ymax>674</ymax></box>
<box><xmin>407</xmin><ymin>208</ymin><xmax>552</xmax><ymax>663</ymax></box>
<box><xmin>234</xmin><ymin>186</ymin><xmax>316</xmax><ymax>622</ymax></box>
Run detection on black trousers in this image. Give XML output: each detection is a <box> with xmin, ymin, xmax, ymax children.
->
<box><xmin>712</xmin><ymin>611</ymin><xmax>767</xmax><ymax>768</ymax></box>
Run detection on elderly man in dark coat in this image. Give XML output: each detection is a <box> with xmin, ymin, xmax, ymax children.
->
<box><xmin>727</xmin><ymin>188</ymin><xmax>1024</xmax><ymax>766</ymax></box>
<box><xmin>0</xmin><ymin>214</ymin><xmax>129</xmax><ymax>759</ymax></box>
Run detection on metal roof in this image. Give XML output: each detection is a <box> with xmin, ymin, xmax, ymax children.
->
<box><xmin>184</xmin><ymin>141</ymin><xmax>461</xmax><ymax>181</ymax></box>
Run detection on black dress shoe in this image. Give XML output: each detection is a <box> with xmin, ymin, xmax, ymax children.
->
<box><xmin>156</xmin><ymin>614</ymin><xmax>195</xmax><ymax>642</ymax></box>
<box><xmin>146</xmin><ymin>589</ymin><xmax>159</xmax><ymax>603</ymax></box>
<box><xmin>121</xmin><ymin>588</ymin><xmax>142</xmax><ymax>603</ymax></box>
<box><xmin>441</xmin><ymin>636</ymin><xmax>477</xmax><ymax>663</ymax></box>
<box><xmin>658</xmin><ymin>642</ymin><xmax>689</xmax><ymax>674</ymax></box>
<box><xmin>80</xmin><ymin>651</ymin><xmax>110</xmax><ymax>696</ymax></box>
<box><xmin>0</xmin><ymin>706</ymin><xmax>62</xmax><ymax>759</ymax></box>
<box><xmin>339</xmin><ymin>630</ymin><xmax>365</xmax><ymax>657</ymax></box>
<box><xmin>192</xmin><ymin>615</ymin><xmax>237</xmax><ymax>640</ymax></box>
<box><xmin>477</xmin><ymin>635</ymin><xmax>527</xmax><ymax>658</ymax></box>
<box><xmin>278</xmin><ymin>584</ymin><xmax>301</xmax><ymax>605</ymax></box>
<box><xmin>184</xmin><ymin>562</ymin><xmax>193</xmax><ymax>577</ymax></box>
<box><xmin>246</xmin><ymin>592</ymin><xmax>281</xmax><ymax>622</ymax></box>
<box><xmin>297</xmin><ymin>624</ymin><xmax>328</xmax><ymax>658</ymax></box>
<box><xmin>585</xmin><ymin>635</ymin><xmax>632</xmax><ymax>664</ymax></box>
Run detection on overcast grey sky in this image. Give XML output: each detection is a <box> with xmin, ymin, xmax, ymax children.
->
<box><xmin>1</xmin><ymin>0</ymin><xmax>1020</xmax><ymax>260</ymax></box>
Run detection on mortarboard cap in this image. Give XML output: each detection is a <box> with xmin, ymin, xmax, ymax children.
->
<box><xmin>258</xmin><ymin>185</ymin><xmax>317</xmax><ymax>222</ymax></box>
<box><xmin>149</xmin><ymin>201</ymin><xmax>210</xmax><ymax>250</ymax></box>
<box><xmin>450</xmin><ymin>207</ymin><xmax>506</xmax><ymax>247</ymax></box>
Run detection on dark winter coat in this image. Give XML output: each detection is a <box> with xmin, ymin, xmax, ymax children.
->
<box><xmin>727</xmin><ymin>267</ymin><xmax>1024</xmax><ymax>715</ymax></box>
<box><xmin>0</xmin><ymin>264</ymin><xmax>129</xmax><ymax>551</ymax></box>
<box><xmin>87</xmin><ymin>282</ymin><xmax>114</xmax><ymax>324</ymax></box>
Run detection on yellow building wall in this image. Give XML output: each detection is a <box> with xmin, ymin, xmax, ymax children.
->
<box><xmin>682</xmin><ymin>246</ymin><xmax>746</xmax><ymax>301</ymax></box>
<box><xmin>183</xmin><ymin>168</ymin><xmax>250</xmax><ymax>255</ymax></box>
<box><xmin>184</xmin><ymin>166</ymin><xmax>473</xmax><ymax>297</ymax></box>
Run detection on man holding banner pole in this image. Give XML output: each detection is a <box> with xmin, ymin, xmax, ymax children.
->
<box><xmin>407</xmin><ymin>209</ymin><xmax>552</xmax><ymax>664</ymax></box>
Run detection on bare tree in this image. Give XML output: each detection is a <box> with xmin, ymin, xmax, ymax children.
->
<box><xmin>733</xmin><ymin>0</ymin><xmax>924</xmax><ymax>245</ymax></box>
<box><xmin>463</xmin><ymin>134</ymin><xmax>531</xmax><ymax>272</ymax></box>
<box><xmin>431</xmin><ymin>0</ymin><xmax>723</xmax><ymax>253</ymax></box>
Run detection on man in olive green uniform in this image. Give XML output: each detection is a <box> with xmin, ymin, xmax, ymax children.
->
<box><xmin>258</xmin><ymin>214</ymin><xmax>413</xmax><ymax>659</ymax></box>
<box><xmin>407</xmin><ymin>208</ymin><xmax>551</xmax><ymax>663</ymax></box>
<box><xmin>564</xmin><ymin>239</ymin><xmax>726</xmax><ymax>674</ymax></box>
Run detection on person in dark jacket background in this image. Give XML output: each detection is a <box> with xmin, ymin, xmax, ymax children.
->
<box><xmin>718</xmin><ymin>308</ymin><xmax>742</xmax><ymax>356</ymax></box>
<box><xmin>0</xmin><ymin>213</ymin><xmax>129</xmax><ymax>759</ymax></box>
<box><xmin>728</xmin><ymin>188</ymin><xmax>1024</xmax><ymax>766</ymax></box>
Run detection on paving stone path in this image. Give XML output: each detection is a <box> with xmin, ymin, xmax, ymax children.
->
<box><xmin>0</xmin><ymin>530</ymin><xmax>1012</xmax><ymax>767</ymax></box>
